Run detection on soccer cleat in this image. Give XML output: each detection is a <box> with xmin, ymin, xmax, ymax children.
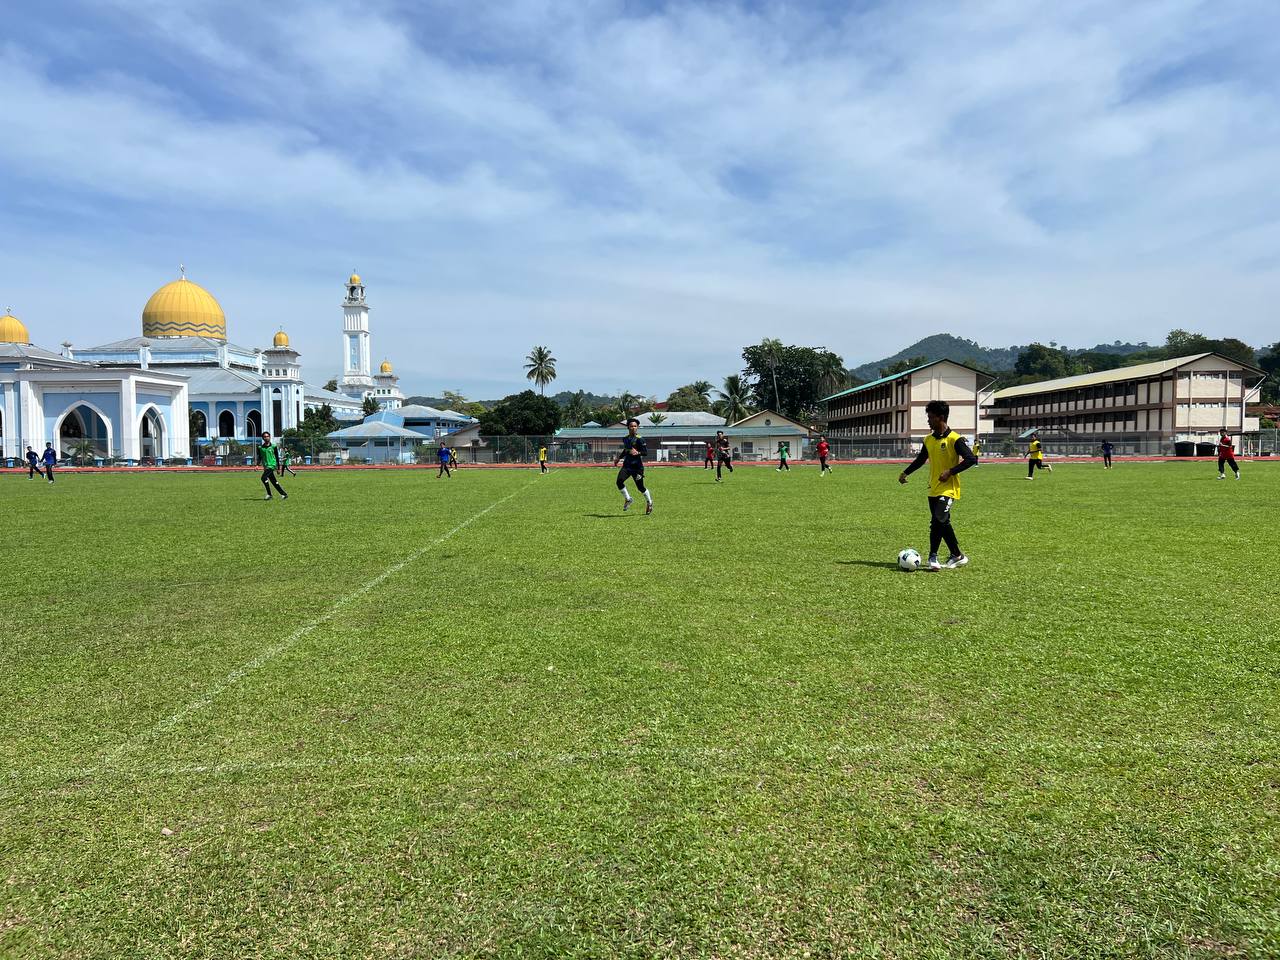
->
<box><xmin>623</xmin><ymin>498</ymin><xmax>632</xmax><ymax>511</ymax></box>
<box><xmin>944</xmin><ymin>554</ymin><xmax>969</xmax><ymax>569</ymax></box>
<box><xmin>265</xmin><ymin>494</ymin><xmax>273</xmax><ymax>500</ymax></box>
<box><xmin>282</xmin><ymin>493</ymin><xmax>288</xmax><ymax>500</ymax></box>
<box><xmin>1024</xmin><ymin>476</ymin><xmax>1034</xmax><ymax>480</ymax></box>
<box><xmin>1235</xmin><ymin>473</ymin><xmax>1241</xmax><ymax>480</ymax></box>
<box><xmin>1218</xmin><ymin>474</ymin><xmax>1225</xmax><ymax>480</ymax></box>
<box><xmin>927</xmin><ymin>555</ymin><xmax>942</xmax><ymax>572</ymax></box>
<box><xmin>645</xmin><ymin>501</ymin><xmax>653</xmax><ymax>515</ymax></box>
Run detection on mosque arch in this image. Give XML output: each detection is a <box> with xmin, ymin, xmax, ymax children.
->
<box><xmin>245</xmin><ymin>409</ymin><xmax>263</xmax><ymax>438</ymax></box>
<box><xmin>138</xmin><ymin>404</ymin><xmax>166</xmax><ymax>460</ymax></box>
<box><xmin>53</xmin><ymin>401</ymin><xmax>114</xmax><ymax>460</ymax></box>
<box><xmin>218</xmin><ymin>410</ymin><xmax>236</xmax><ymax>438</ymax></box>
<box><xmin>190</xmin><ymin>409</ymin><xmax>208</xmax><ymax>438</ymax></box>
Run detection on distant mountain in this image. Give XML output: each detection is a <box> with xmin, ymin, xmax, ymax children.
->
<box><xmin>850</xmin><ymin>334</ymin><xmax>1153</xmax><ymax>381</ymax></box>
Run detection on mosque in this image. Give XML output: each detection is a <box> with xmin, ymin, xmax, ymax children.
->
<box><xmin>0</xmin><ymin>270</ymin><xmax>403</xmax><ymax>462</ymax></box>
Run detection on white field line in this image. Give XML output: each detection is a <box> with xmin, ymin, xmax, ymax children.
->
<box><xmin>90</xmin><ymin>475</ymin><xmax>543</xmax><ymax>775</ymax></box>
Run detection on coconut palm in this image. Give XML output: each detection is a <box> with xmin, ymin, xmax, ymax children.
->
<box><xmin>524</xmin><ymin>346</ymin><xmax>557</xmax><ymax>395</ymax></box>
<box><xmin>618</xmin><ymin>391</ymin><xmax>640</xmax><ymax>418</ymax></box>
<box><xmin>714</xmin><ymin>374</ymin><xmax>752</xmax><ymax>425</ymax></box>
<box><xmin>648</xmin><ymin>412</ymin><xmax>667</xmax><ymax>425</ymax></box>
<box><xmin>564</xmin><ymin>390</ymin><xmax>590</xmax><ymax>427</ymax></box>
<box><xmin>692</xmin><ymin>380</ymin><xmax>713</xmax><ymax>403</ymax></box>
<box><xmin>816</xmin><ymin>350</ymin><xmax>849</xmax><ymax>397</ymax></box>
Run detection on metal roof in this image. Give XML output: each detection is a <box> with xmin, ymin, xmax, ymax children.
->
<box><xmin>326</xmin><ymin>422</ymin><xmax>428</xmax><ymax>440</ymax></box>
<box><xmin>0</xmin><ymin>343</ymin><xmax>84</xmax><ymax>364</ymax></box>
<box><xmin>822</xmin><ymin>358</ymin><xmax>994</xmax><ymax>402</ymax></box>
<box><xmin>990</xmin><ymin>352</ymin><xmax>1267</xmax><ymax>401</ymax></box>
<box><xmin>556</xmin><ymin>423</ymin><xmax>807</xmax><ymax>439</ymax></box>
<box><xmin>394</xmin><ymin>403</ymin><xmax>474</xmax><ymax>422</ymax></box>
<box><xmin>622</xmin><ymin>410</ymin><xmax>726</xmax><ymax>426</ymax></box>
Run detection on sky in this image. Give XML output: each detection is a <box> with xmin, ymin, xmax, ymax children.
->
<box><xmin>2</xmin><ymin>0</ymin><xmax>1279</xmax><ymax>399</ymax></box>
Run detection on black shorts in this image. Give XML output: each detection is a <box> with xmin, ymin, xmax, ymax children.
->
<box><xmin>617</xmin><ymin>462</ymin><xmax>644</xmax><ymax>484</ymax></box>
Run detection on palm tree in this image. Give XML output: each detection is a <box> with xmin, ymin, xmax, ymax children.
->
<box><xmin>714</xmin><ymin>374</ymin><xmax>752</xmax><ymax>425</ymax></box>
<box><xmin>692</xmin><ymin>380</ymin><xmax>713</xmax><ymax>403</ymax></box>
<box><xmin>564</xmin><ymin>390</ymin><xmax>590</xmax><ymax>427</ymax></box>
<box><xmin>648</xmin><ymin>412</ymin><xmax>667</xmax><ymax>425</ymax></box>
<box><xmin>524</xmin><ymin>346</ymin><xmax>557</xmax><ymax>394</ymax></box>
<box><xmin>618</xmin><ymin>391</ymin><xmax>640</xmax><ymax>418</ymax></box>
<box><xmin>815</xmin><ymin>350</ymin><xmax>848</xmax><ymax>397</ymax></box>
<box><xmin>759</xmin><ymin>338</ymin><xmax>784</xmax><ymax>411</ymax></box>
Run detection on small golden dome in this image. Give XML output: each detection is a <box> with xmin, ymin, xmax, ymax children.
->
<box><xmin>349</xmin><ymin>272</ymin><xmax>362</xmax><ymax>285</ymax></box>
<box><xmin>142</xmin><ymin>276</ymin><xmax>227</xmax><ymax>341</ymax></box>
<box><xmin>273</xmin><ymin>329</ymin><xmax>290</xmax><ymax>348</ymax></box>
<box><xmin>379</xmin><ymin>359</ymin><xmax>393</xmax><ymax>374</ymax></box>
<box><xmin>0</xmin><ymin>310</ymin><xmax>30</xmax><ymax>345</ymax></box>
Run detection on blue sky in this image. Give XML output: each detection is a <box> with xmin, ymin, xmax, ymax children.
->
<box><xmin>2</xmin><ymin>0</ymin><xmax>1279</xmax><ymax>397</ymax></box>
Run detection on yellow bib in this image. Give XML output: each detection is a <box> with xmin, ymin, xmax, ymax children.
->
<box><xmin>923</xmin><ymin>431</ymin><xmax>963</xmax><ymax>499</ymax></box>
<box><xmin>1029</xmin><ymin>440</ymin><xmax>1043</xmax><ymax>460</ymax></box>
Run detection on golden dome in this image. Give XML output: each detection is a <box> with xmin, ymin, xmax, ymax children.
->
<box><xmin>273</xmin><ymin>329</ymin><xmax>290</xmax><ymax>348</ymax></box>
<box><xmin>142</xmin><ymin>276</ymin><xmax>226</xmax><ymax>341</ymax></box>
<box><xmin>349</xmin><ymin>272</ymin><xmax>362</xmax><ymax>285</ymax></box>
<box><xmin>379</xmin><ymin>359</ymin><xmax>393</xmax><ymax>374</ymax></box>
<box><xmin>0</xmin><ymin>311</ymin><xmax>30</xmax><ymax>345</ymax></box>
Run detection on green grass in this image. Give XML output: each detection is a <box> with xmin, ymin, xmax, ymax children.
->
<box><xmin>2</xmin><ymin>461</ymin><xmax>1278</xmax><ymax>958</ymax></box>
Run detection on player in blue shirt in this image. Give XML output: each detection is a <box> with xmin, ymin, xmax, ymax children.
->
<box><xmin>613</xmin><ymin>418</ymin><xmax>653</xmax><ymax>514</ymax></box>
<box><xmin>41</xmin><ymin>442</ymin><xmax>57</xmax><ymax>484</ymax></box>
<box><xmin>25</xmin><ymin>446</ymin><xmax>44</xmax><ymax>480</ymax></box>
<box><xmin>437</xmin><ymin>441</ymin><xmax>452</xmax><ymax>478</ymax></box>
<box><xmin>1100</xmin><ymin>439</ymin><xmax>1114</xmax><ymax>470</ymax></box>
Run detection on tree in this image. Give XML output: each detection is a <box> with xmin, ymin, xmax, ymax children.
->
<box><xmin>1014</xmin><ymin>343</ymin><xmax>1078</xmax><ymax>382</ymax></box>
<box><xmin>361</xmin><ymin>395</ymin><xmax>379</xmax><ymax>416</ymax></box>
<box><xmin>1259</xmin><ymin>343</ymin><xmax>1280</xmax><ymax>404</ymax></box>
<box><xmin>563</xmin><ymin>390</ymin><xmax>591</xmax><ymax>427</ymax></box>
<box><xmin>1210</xmin><ymin>337</ymin><xmax>1256</xmax><ymax>366</ymax></box>
<box><xmin>714</xmin><ymin>374</ymin><xmax>752</xmax><ymax>424</ymax></box>
<box><xmin>647</xmin><ymin>412</ymin><xmax>667</xmax><ymax>425</ymax></box>
<box><xmin>617</xmin><ymin>391</ymin><xmax>640</xmax><ymax>418</ymax></box>
<box><xmin>479</xmin><ymin>390</ymin><xmax>562</xmax><ymax>436</ymax></box>
<box><xmin>441</xmin><ymin>390</ymin><xmax>488</xmax><ymax>419</ymax></box>
<box><xmin>665</xmin><ymin>383</ymin><xmax>713</xmax><ymax>412</ymax></box>
<box><xmin>692</xmin><ymin>380</ymin><xmax>713</xmax><ymax>402</ymax></box>
<box><xmin>817</xmin><ymin>352</ymin><xmax>850</xmax><ymax>396</ymax></box>
<box><xmin>1165</xmin><ymin>329</ymin><xmax>1211</xmax><ymax>355</ymax></box>
<box><xmin>283</xmin><ymin>404</ymin><xmax>338</xmax><ymax>455</ymax></box>
<box><xmin>324</xmin><ymin>378</ymin><xmax>338</xmax><ymax>392</ymax></box>
<box><xmin>740</xmin><ymin>342</ymin><xmax>844</xmax><ymax>421</ymax></box>
<box><xmin>879</xmin><ymin>355</ymin><xmax>929</xmax><ymax>379</ymax></box>
<box><xmin>524</xmin><ymin>346</ymin><xmax>557</xmax><ymax>394</ymax></box>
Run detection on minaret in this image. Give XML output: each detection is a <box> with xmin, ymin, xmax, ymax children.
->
<box><xmin>337</xmin><ymin>271</ymin><xmax>375</xmax><ymax>398</ymax></box>
<box><xmin>262</xmin><ymin>329</ymin><xmax>305</xmax><ymax>434</ymax></box>
<box><xmin>374</xmin><ymin>359</ymin><xmax>404</xmax><ymax>410</ymax></box>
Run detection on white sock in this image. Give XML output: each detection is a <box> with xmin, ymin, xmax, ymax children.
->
<box><xmin>643</xmin><ymin>490</ymin><xmax>652</xmax><ymax>505</ymax></box>
<box><xmin>622</xmin><ymin>491</ymin><xmax>632</xmax><ymax>503</ymax></box>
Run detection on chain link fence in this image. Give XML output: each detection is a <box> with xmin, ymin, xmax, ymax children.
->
<box><xmin>6</xmin><ymin>429</ymin><xmax>1278</xmax><ymax>468</ymax></box>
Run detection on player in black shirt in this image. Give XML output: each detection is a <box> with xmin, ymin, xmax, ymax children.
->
<box><xmin>714</xmin><ymin>430</ymin><xmax>733</xmax><ymax>482</ymax></box>
<box><xmin>614</xmin><ymin>418</ymin><xmax>653</xmax><ymax>514</ymax></box>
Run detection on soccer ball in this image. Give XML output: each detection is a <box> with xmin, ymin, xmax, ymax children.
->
<box><xmin>898</xmin><ymin>548</ymin><xmax>922</xmax><ymax>571</ymax></box>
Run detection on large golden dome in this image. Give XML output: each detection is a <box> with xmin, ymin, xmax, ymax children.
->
<box><xmin>0</xmin><ymin>310</ymin><xmax>29</xmax><ymax>345</ymax></box>
<box><xmin>273</xmin><ymin>329</ymin><xmax>290</xmax><ymax>348</ymax></box>
<box><xmin>142</xmin><ymin>276</ymin><xmax>226</xmax><ymax>341</ymax></box>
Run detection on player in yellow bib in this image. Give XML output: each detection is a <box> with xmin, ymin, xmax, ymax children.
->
<box><xmin>898</xmin><ymin>400</ymin><xmax>978</xmax><ymax>571</ymax></box>
<box><xmin>538</xmin><ymin>445</ymin><xmax>549</xmax><ymax>474</ymax></box>
<box><xmin>1025</xmin><ymin>432</ymin><xmax>1052</xmax><ymax>479</ymax></box>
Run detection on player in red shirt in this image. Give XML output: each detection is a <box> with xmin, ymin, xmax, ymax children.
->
<box><xmin>703</xmin><ymin>441</ymin><xmax>715</xmax><ymax>470</ymax></box>
<box><xmin>1217</xmin><ymin>430</ymin><xmax>1240</xmax><ymax>480</ymax></box>
<box><xmin>816</xmin><ymin>435</ymin><xmax>832</xmax><ymax>475</ymax></box>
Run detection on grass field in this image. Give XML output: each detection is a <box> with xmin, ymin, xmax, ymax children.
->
<box><xmin>2</xmin><ymin>460</ymin><xmax>1278</xmax><ymax>958</ymax></box>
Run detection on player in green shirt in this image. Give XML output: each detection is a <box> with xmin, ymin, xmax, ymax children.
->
<box><xmin>257</xmin><ymin>432</ymin><xmax>288</xmax><ymax>500</ymax></box>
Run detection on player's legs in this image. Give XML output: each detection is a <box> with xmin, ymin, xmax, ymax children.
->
<box><xmin>45</xmin><ymin>463</ymin><xmax>54</xmax><ymax>483</ymax></box>
<box><xmin>1027</xmin><ymin>460</ymin><xmax>1035</xmax><ymax>479</ymax></box>
<box><xmin>1217</xmin><ymin>455</ymin><xmax>1226</xmax><ymax>478</ymax></box>
<box><xmin>633</xmin><ymin>469</ymin><xmax>653</xmax><ymax>510</ymax></box>
<box><xmin>617</xmin><ymin>466</ymin><xmax>633</xmax><ymax>506</ymax></box>
<box><xmin>1227</xmin><ymin>454</ymin><xmax>1239</xmax><ymax>478</ymax></box>
<box><xmin>929</xmin><ymin>496</ymin><xmax>963</xmax><ymax>564</ymax></box>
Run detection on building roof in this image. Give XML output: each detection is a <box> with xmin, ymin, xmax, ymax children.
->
<box><xmin>178</xmin><ymin>366</ymin><xmax>262</xmax><ymax>396</ymax></box>
<box><xmin>326</xmin><ymin>421</ymin><xmax>428</xmax><ymax>441</ymax></box>
<box><xmin>991</xmin><ymin>352</ymin><xmax>1268</xmax><ymax>401</ymax></box>
<box><xmin>394</xmin><ymin>403</ymin><xmax>475</xmax><ymax>422</ymax></box>
<box><xmin>142</xmin><ymin>276</ymin><xmax>227</xmax><ymax>341</ymax></box>
<box><xmin>78</xmin><ymin>334</ymin><xmax>258</xmax><ymax>355</ymax></box>
<box><xmin>555</xmin><ymin>423</ymin><xmax>808</xmax><ymax>440</ymax></box>
<box><xmin>822</xmin><ymin>358</ymin><xmax>994</xmax><ymax>402</ymax></box>
<box><xmin>622</xmin><ymin>410</ymin><xmax>726</xmax><ymax>427</ymax></box>
<box><xmin>0</xmin><ymin>342</ymin><xmax>84</xmax><ymax>364</ymax></box>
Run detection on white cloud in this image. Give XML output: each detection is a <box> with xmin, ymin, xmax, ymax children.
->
<box><xmin>1</xmin><ymin>0</ymin><xmax>1279</xmax><ymax>397</ymax></box>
